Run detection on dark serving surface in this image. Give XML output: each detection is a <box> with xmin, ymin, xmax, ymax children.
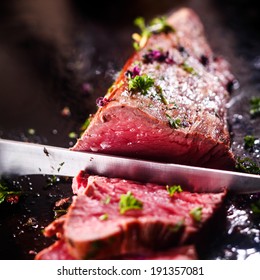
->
<box><xmin>0</xmin><ymin>0</ymin><xmax>259</xmax><ymax>260</ymax></box>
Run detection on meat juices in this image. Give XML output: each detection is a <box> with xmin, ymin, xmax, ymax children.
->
<box><xmin>72</xmin><ymin>8</ymin><xmax>235</xmax><ymax>170</ymax></box>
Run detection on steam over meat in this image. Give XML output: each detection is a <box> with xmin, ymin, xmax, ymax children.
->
<box><xmin>72</xmin><ymin>8</ymin><xmax>235</xmax><ymax>170</ymax></box>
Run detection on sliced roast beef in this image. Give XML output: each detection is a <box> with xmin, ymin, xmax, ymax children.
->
<box><xmin>35</xmin><ymin>8</ymin><xmax>233</xmax><ymax>260</ymax></box>
<box><xmin>72</xmin><ymin>8</ymin><xmax>235</xmax><ymax>170</ymax></box>
<box><xmin>121</xmin><ymin>245</ymin><xmax>197</xmax><ymax>260</ymax></box>
<box><xmin>36</xmin><ymin>171</ymin><xmax>225</xmax><ymax>260</ymax></box>
<box><xmin>36</xmin><ymin>239</ymin><xmax>196</xmax><ymax>260</ymax></box>
<box><xmin>36</xmin><ymin>240</ymin><xmax>76</xmax><ymax>260</ymax></box>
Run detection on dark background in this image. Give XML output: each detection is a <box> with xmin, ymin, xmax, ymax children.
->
<box><xmin>0</xmin><ymin>0</ymin><xmax>260</xmax><ymax>259</ymax></box>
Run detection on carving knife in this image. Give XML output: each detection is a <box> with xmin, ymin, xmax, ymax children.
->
<box><xmin>0</xmin><ymin>138</ymin><xmax>259</xmax><ymax>193</ymax></box>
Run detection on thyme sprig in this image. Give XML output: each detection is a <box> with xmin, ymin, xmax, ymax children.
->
<box><xmin>166</xmin><ymin>113</ymin><xmax>182</xmax><ymax>129</ymax></box>
<box><xmin>132</xmin><ymin>16</ymin><xmax>175</xmax><ymax>50</ymax></box>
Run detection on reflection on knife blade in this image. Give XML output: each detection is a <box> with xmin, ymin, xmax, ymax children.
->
<box><xmin>0</xmin><ymin>139</ymin><xmax>259</xmax><ymax>194</ymax></box>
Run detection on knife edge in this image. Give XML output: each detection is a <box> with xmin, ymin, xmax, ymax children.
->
<box><xmin>0</xmin><ymin>139</ymin><xmax>259</xmax><ymax>194</ymax></box>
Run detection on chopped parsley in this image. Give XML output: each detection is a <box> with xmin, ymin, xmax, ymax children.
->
<box><xmin>128</xmin><ymin>74</ymin><xmax>154</xmax><ymax>95</ymax></box>
<box><xmin>132</xmin><ymin>16</ymin><xmax>175</xmax><ymax>50</ymax></box>
<box><xmin>155</xmin><ymin>85</ymin><xmax>168</xmax><ymax>105</ymax></box>
<box><xmin>244</xmin><ymin>135</ymin><xmax>255</xmax><ymax>149</ymax></box>
<box><xmin>99</xmin><ymin>213</ymin><xmax>109</xmax><ymax>221</ymax></box>
<box><xmin>126</xmin><ymin>70</ymin><xmax>170</xmax><ymax>105</ymax></box>
<box><xmin>159</xmin><ymin>92</ymin><xmax>168</xmax><ymax>105</ymax></box>
<box><xmin>0</xmin><ymin>181</ymin><xmax>22</xmax><ymax>205</ymax></box>
<box><xmin>103</xmin><ymin>196</ymin><xmax>111</xmax><ymax>205</ymax></box>
<box><xmin>251</xmin><ymin>200</ymin><xmax>260</xmax><ymax>215</ymax></box>
<box><xmin>181</xmin><ymin>62</ymin><xmax>197</xmax><ymax>75</ymax></box>
<box><xmin>119</xmin><ymin>191</ymin><xmax>143</xmax><ymax>214</ymax></box>
<box><xmin>235</xmin><ymin>157</ymin><xmax>260</xmax><ymax>175</ymax></box>
<box><xmin>250</xmin><ymin>97</ymin><xmax>260</xmax><ymax>118</ymax></box>
<box><xmin>80</xmin><ymin>115</ymin><xmax>92</xmax><ymax>135</ymax></box>
<box><xmin>47</xmin><ymin>175</ymin><xmax>59</xmax><ymax>187</ymax></box>
<box><xmin>166</xmin><ymin>185</ymin><xmax>183</xmax><ymax>197</ymax></box>
<box><xmin>166</xmin><ymin>113</ymin><xmax>182</xmax><ymax>129</ymax></box>
<box><xmin>170</xmin><ymin>219</ymin><xmax>185</xmax><ymax>233</ymax></box>
<box><xmin>148</xmin><ymin>17</ymin><xmax>175</xmax><ymax>34</ymax></box>
<box><xmin>68</xmin><ymin>132</ymin><xmax>78</xmax><ymax>139</ymax></box>
<box><xmin>190</xmin><ymin>206</ymin><xmax>203</xmax><ymax>222</ymax></box>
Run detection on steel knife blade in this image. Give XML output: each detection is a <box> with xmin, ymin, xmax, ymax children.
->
<box><xmin>0</xmin><ymin>138</ymin><xmax>259</xmax><ymax>193</ymax></box>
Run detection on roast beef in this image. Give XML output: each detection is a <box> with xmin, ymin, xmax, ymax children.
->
<box><xmin>121</xmin><ymin>245</ymin><xmax>197</xmax><ymax>260</ymax></box>
<box><xmin>36</xmin><ymin>171</ymin><xmax>225</xmax><ymax>260</ymax></box>
<box><xmin>72</xmin><ymin>8</ymin><xmax>235</xmax><ymax>170</ymax></box>
<box><xmin>36</xmin><ymin>240</ymin><xmax>76</xmax><ymax>260</ymax></box>
<box><xmin>35</xmin><ymin>239</ymin><xmax>196</xmax><ymax>260</ymax></box>
<box><xmin>36</xmin><ymin>8</ymin><xmax>232</xmax><ymax>260</ymax></box>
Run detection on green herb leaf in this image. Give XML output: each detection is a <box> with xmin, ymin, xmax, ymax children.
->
<box><xmin>235</xmin><ymin>157</ymin><xmax>260</xmax><ymax>175</ymax></box>
<box><xmin>190</xmin><ymin>206</ymin><xmax>203</xmax><ymax>222</ymax></box>
<box><xmin>159</xmin><ymin>93</ymin><xmax>168</xmax><ymax>105</ymax></box>
<box><xmin>132</xmin><ymin>16</ymin><xmax>175</xmax><ymax>50</ymax></box>
<box><xmin>244</xmin><ymin>135</ymin><xmax>256</xmax><ymax>149</ymax></box>
<box><xmin>80</xmin><ymin>116</ymin><xmax>92</xmax><ymax>132</ymax></box>
<box><xmin>99</xmin><ymin>213</ymin><xmax>109</xmax><ymax>221</ymax></box>
<box><xmin>134</xmin><ymin>17</ymin><xmax>146</xmax><ymax>32</ymax></box>
<box><xmin>251</xmin><ymin>200</ymin><xmax>260</xmax><ymax>215</ymax></box>
<box><xmin>119</xmin><ymin>191</ymin><xmax>143</xmax><ymax>214</ymax></box>
<box><xmin>0</xmin><ymin>181</ymin><xmax>22</xmax><ymax>205</ymax></box>
<box><xmin>166</xmin><ymin>113</ymin><xmax>182</xmax><ymax>129</ymax></box>
<box><xmin>103</xmin><ymin>196</ymin><xmax>111</xmax><ymax>205</ymax></box>
<box><xmin>181</xmin><ymin>62</ymin><xmax>197</xmax><ymax>75</ymax></box>
<box><xmin>169</xmin><ymin>219</ymin><xmax>185</xmax><ymax>232</ymax></box>
<box><xmin>54</xmin><ymin>209</ymin><xmax>68</xmax><ymax>219</ymax></box>
<box><xmin>149</xmin><ymin>17</ymin><xmax>175</xmax><ymax>33</ymax></box>
<box><xmin>0</xmin><ymin>193</ymin><xmax>6</xmax><ymax>204</ymax></box>
<box><xmin>0</xmin><ymin>182</ymin><xmax>8</xmax><ymax>192</ymax></box>
<box><xmin>128</xmin><ymin>74</ymin><xmax>154</xmax><ymax>95</ymax></box>
<box><xmin>68</xmin><ymin>132</ymin><xmax>78</xmax><ymax>139</ymax></box>
<box><xmin>155</xmin><ymin>85</ymin><xmax>168</xmax><ymax>105</ymax></box>
<box><xmin>47</xmin><ymin>175</ymin><xmax>59</xmax><ymax>186</ymax></box>
<box><xmin>166</xmin><ymin>185</ymin><xmax>183</xmax><ymax>197</ymax></box>
<box><xmin>250</xmin><ymin>97</ymin><xmax>260</xmax><ymax>118</ymax></box>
